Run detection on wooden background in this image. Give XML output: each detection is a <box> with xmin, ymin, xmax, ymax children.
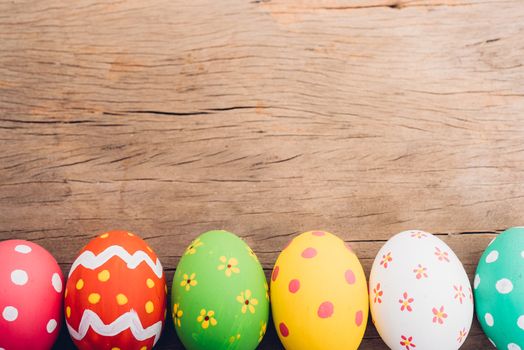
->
<box><xmin>1</xmin><ymin>0</ymin><xmax>523</xmax><ymax>348</ymax></box>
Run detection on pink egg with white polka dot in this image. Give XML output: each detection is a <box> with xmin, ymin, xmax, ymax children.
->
<box><xmin>0</xmin><ymin>240</ymin><xmax>64</xmax><ymax>350</ymax></box>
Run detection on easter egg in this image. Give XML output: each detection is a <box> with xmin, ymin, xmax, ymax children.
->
<box><xmin>65</xmin><ymin>230</ymin><xmax>166</xmax><ymax>350</ymax></box>
<box><xmin>172</xmin><ymin>230</ymin><xmax>269</xmax><ymax>350</ymax></box>
<box><xmin>0</xmin><ymin>240</ymin><xmax>64</xmax><ymax>350</ymax></box>
<box><xmin>369</xmin><ymin>230</ymin><xmax>473</xmax><ymax>350</ymax></box>
<box><xmin>270</xmin><ymin>230</ymin><xmax>368</xmax><ymax>350</ymax></box>
<box><xmin>474</xmin><ymin>227</ymin><xmax>524</xmax><ymax>349</ymax></box>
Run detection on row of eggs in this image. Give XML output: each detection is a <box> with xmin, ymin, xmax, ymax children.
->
<box><xmin>0</xmin><ymin>227</ymin><xmax>522</xmax><ymax>350</ymax></box>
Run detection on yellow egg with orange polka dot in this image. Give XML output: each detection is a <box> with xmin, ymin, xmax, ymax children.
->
<box><xmin>65</xmin><ymin>230</ymin><xmax>167</xmax><ymax>350</ymax></box>
<box><xmin>270</xmin><ymin>231</ymin><xmax>368</xmax><ymax>350</ymax></box>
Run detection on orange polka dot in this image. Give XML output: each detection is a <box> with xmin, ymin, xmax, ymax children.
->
<box><xmin>100</xmin><ymin>233</ymin><xmax>109</xmax><ymax>239</ymax></box>
<box><xmin>66</xmin><ymin>306</ymin><xmax>71</xmax><ymax>318</ymax></box>
<box><xmin>145</xmin><ymin>301</ymin><xmax>154</xmax><ymax>314</ymax></box>
<box><xmin>76</xmin><ymin>279</ymin><xmax>84</xmax><ymax>290</ymax></box>
<box><xmin>88</xmin><ymin>293</ymin><xmax>101</xmax><ymax>304</ymax></box>
<box><xmin>98</xmin><ymin>270</ymin><xmax>110</xmax><ymax>282</ymax></box>
<box><xmin>116</xmin><ymin>293</ymin><xmax>128</xmax><ymax>305</ymax></box>
<box><xmin>146</xmin><ymin>278</ymin><xmax>155</xmax><ymax>288</ymax></box>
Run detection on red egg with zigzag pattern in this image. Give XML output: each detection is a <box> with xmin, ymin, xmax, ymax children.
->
<box><xmin>65</xmin><ymin>230</ymin><xmax>166</xmax><ymax>350</ymax></box>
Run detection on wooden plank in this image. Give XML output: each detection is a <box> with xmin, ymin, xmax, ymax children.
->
<box><xmin>2</xmin><ymin>0</ymin><xmax>524</xmax><ymax>348</ymax></box>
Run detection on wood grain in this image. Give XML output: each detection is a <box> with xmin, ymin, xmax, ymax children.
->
<box><xmin>1</xmin><ymin>0</ymin><xmax>524</xmax><ymax>348</ymax></box>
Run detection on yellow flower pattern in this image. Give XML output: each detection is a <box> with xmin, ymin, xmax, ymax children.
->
<box><xmin>217</xmin><ymin>256</ymin><xmax>240</xmax><ymax>277</ymax></box>
<box><xmin>247</xmin><ymin>246</ymin><xmax>259</xmax><ymax>262</ymax></box>
<box><xmin>259</xmin><ymin>321</ymin><xmax>267</xmax><ymax>342</ymax></box>
<box><xmin>229</xmin><ymin>333</ymin><xmax>241</xmax><ymax>343</ymax></box>
<box><xmin>175</xmin><ymin>234</ymin><xmax>268</xmax><ymax>343</ymax></box>
<box><xmin>185</xmin><ymin>238</ymin><xmax>203</xmax><ymax>255</ymax></box>
<box><xmin>173</xmin><ymin>303</ymin><xmax>183</xmax><ymax>327</ymax></box>
<box><xmin>180</xmin><ymin>273</ymin><xmax>198</xmax><ymax>291</ymax></box>
<box><xmin>236</xmin><ymin>289</ymin><xmax>258</xmax><ymax>314</ymax></box>
<box><xmin>197</xmin><ymin>309</ymin><xmax>217</xmax><ymax>329</ymax></box>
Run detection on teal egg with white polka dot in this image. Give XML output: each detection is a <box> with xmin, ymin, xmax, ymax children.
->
<box><xmin>474</xmin><ymin>227</ymin><xmax>524</xmax><ymax>349</ymax></box>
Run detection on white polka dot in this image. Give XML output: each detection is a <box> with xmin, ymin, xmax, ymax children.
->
<box><xmin>474</xmin><ymin>274</ymin><xmax>481</xmax><ymax>289</ymax></box>
<box><xmin>508</xmin><ymin>344</ymin><xmax>521</xmax><ymax>350</ymax></box>
<box><xmin>14</xmin><ymin>244</ymin><xmax>31</xmax><ymax>254</ymax></box>
<box><xmin>496</xmin><ymin>278</ymin><xmax>513</xmax><ymax>294</ymax></box>
<box><xmin>46</xmin><ymin>319</ymin><xmax>57</xmax><ymax>333</ymax></box>
<box><xmin>518</xmin><ymin>315</ymin><xmax>524</xmax><ymax>330</ymax></box>
<box><xmin>486</xmin><ymin>250</ymin><xmax>499</xmax><ymax>263</ymax></box>
<box><xmin>485</xmin><ymin>313</ymin><xmax>494</xmax><ymax>327</ymax></box>
<box><xmin>10</xmin><ymin>269</ymin><xmax>28</xmax><ymax>286</ymax></box>
<box><xmin>521</xmin><ymin>251</ymin><xmax>524</xmax><ymax>258</ymax></box>
<box><xmin>489</xmin><ymin>338</ymin><xmax>496</xmax><ymax>347</ymax></box>
<box><xmin>2</xmin><ymin>306</ymin><xmax>18</xmax><ymax>321</ymax></box>
<box><xmin>51</xmin><ymin>273</ymin><xmax>62</xmax><ymax>293</ymax></box>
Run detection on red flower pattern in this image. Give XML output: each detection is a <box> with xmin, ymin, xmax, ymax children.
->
<box><xmin>410</xmin><ymin>231</ymin><xmax>427</xmax><ymax>239</ymax></box>
<box><xmin>457</xmin><ymin>328</ymin><xmax>468</xmax><ymax>343</ymax></box>
<box><xmin>400</xmin><ymin>335</ymin><xmax>416</xmax><ymax>350</ymax></box>
<box><xmin>373</xmin><ymin>283</ymin><xmax>383</xmax><ymax>304</ymax></box>
<box><xmin>399</xmin><ymin>292</ymin><xmax>414</xmax><ymax>312</ymax></box>
<box><xmin>380</xmin><ymin>252</ymin><xmax>393</xmax><ymax>268</ymax></box>
<box><xmin>432</xmin><ymin>305</ymin><xmax>448</xmax><ymax>324</ymax></box>
<box><xmin>413</xmin><ymin>264</ymin><xmax>428</xmax><ymax>279</ymax></box>
<box><xmin>434</xmin><ymin>247</ymin><xmax>450</xmax><ymax>262</ymax></box>
<box><xmin>454</xmin><ymin>285</ymin><xmax>465</xmax><ymax>304</ymax></box>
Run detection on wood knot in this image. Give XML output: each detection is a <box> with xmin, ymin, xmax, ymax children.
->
<box><xmin>389</xmin><ymin>2</ymin><xmax>402</xmax><ymax>9</ymax></box>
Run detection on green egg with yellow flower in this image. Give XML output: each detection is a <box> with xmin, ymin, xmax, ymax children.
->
<box><xmin>172</xmin><ymin>230</ymin><xmax>269</xmax><ymax>349</ymax></box>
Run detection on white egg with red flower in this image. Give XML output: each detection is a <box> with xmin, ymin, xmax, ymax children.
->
<box><xmin>369</xmin><ymin>230</ymin><xmax>473</xmax><ymax>350</ymax></box>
